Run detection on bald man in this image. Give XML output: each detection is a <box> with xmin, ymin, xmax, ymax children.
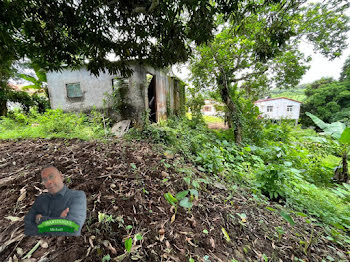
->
<box><xmin>24</xmin><ymin>166</ymin><xmax>87</xmax><ymax>236</ymax></box>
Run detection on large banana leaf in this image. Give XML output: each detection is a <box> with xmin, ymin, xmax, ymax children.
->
<box><xmin>339</xmin><ymin>127</ymin><xmax>350</xmax><ymax>145</ymax></box>
<box><xmin>306</xmin><ymin>112</ymin><xmax>346</xmax><ymax>140</ymax></box>
<box><xmin>32</xmin><ymin>63</ymin><xmax>47</xmax><ymax>82</ymax></box>
<box><xmin>19</xmin><ymin>74</ymin><xmax>38</xmax><ymax>84</ymax></box>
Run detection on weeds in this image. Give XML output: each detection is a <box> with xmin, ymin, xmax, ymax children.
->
<box><xmin>0</xmin><ymin>108</ymin><xmax>109</xmax><ymax>140</ymax></box>
<box><xmin>126</xmin><ymin>117</ymin><xmax>350</xmax><ymax>245</ymax></box>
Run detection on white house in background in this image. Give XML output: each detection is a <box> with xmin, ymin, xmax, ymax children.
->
<box><xmin>254</xmin><ymin>97</ymin><xmax>302</xmax><ymax>124</ymax></box>
<box><xmin>201</xmin><ymin>100</ymin><xmax>224</xmax><ymax>116</ymax></box>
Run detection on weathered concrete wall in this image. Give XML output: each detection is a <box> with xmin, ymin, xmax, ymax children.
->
<box><xmin>126</xmin><ymin>65</ymin><xmax>147</xmax><ymax>123</ymax></box>
<box><xmin>255</xmin><ymin>98</ymin><xmax>301</xmax><ymax>120</ymax></box>
<box><xmin>46</xmin><ymin>65</ymin><xmax>184</xmax><ymax>123</ymax></box>
<box><xmin>143</xmin><ymin>66</ymin><xmax>170</xmax><ymax>121</ymax></box>
<box><xmin>47</xmin><ymin>68</ymin><xmax>114</xmax><ymax>111</ymax></box>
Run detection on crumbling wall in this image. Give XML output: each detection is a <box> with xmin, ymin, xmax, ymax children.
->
<box><xmin>125</xmin><ymin>65</ymin><xmax>147</xmax><ymax>124</ymax></box>
<box><xmin>46</xmin><ymin>66</ymin><xmax>185</xmax><ymax>124</ymax></box>
<box><xmin>47</xmin><ymin>68</ymin><xmax>113</xmax><ymax>111</ymax></box>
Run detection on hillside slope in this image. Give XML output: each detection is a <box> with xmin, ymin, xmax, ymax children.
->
<box><xmin>0</xmin><ymin>139</ymin><xmax>348</xmax><ymax>262</ymax></box>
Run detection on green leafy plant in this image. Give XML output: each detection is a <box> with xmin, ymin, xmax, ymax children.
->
<box><xmin>164</xmin><ymin>192</ymin><xmax>178</xmax><ymax>210</ymax></box>
<box><xmin>124</xmin><ymin>237</ymin><xmax>132</xmax><ymax>253</ymax></box>
<box><xmin>165</xmin><ymin>189</ymin><xmax>199</xmax><ymax>211</ymax></box>
<box><xmin>98</xmin><ymin>212</ymin><xmax>115</xmax><ymax>224</ymax></box>
<box><xmin>101</xmin><ymin>254</ymin><xmax>111</xmax><ymax>262</ymax></box>
<box><xmin>275</xmin><ymin>226</ymin><xmax>285</xmax><ymax>241</ymax></box>
<box><xmin>255</xmin><ymin>164</ymin><xmax>288</xmax><ymax>200</ymax></box>
<box><xmin>119</xmin><ymin>233</ymin><xmax>144</xmax><ymax>259</ymax></box>
<box><xmin>298</xmin><ymin>220</ymin><xmax>323</xmax><ymax>255</ymax></box>
<box><xmin>306</xmin><ymin>112</ymin><xmax>349</xmax><ymax>183</ymax></box>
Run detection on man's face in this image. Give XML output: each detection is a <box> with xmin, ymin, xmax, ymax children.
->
<box><xmin>41</xmin><ymin>167</ymin><xmax>64</xmax><ymax>195</ymax></box>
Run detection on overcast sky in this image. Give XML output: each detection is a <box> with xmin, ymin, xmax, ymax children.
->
<box><xmin>299</xmin><ymin>37</ymin><xmax>350</xmax><ymax>85</ymax></box>
<box><xmin>299</xmin><ymin>0</ymin><xmax>350</xmax><ymax>84</ymax></box>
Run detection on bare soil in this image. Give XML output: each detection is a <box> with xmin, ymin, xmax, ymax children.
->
<box><xmin>207</xmin><ymin>123</ymin><xmax>229</xmax><ymax>130</ymax></box>
<box><xmin>0</xmin><ymin>139</ymin><xmax>349</xmax><ymax>262</ymax></box>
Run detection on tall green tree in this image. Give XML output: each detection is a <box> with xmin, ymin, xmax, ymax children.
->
<box><xmin>301</xmin><ymin>81</ymin><xmax>350</xmax><ymax>126</ymax></box>
<box><xmin>190</xmin><ymin>1</ymin><xmax>349</xmax><ymax>143</ymax></box>
<box><xmin>301</xmin><ymin>55</ymin><xmax>350</xmax><ymax>127</ymax></box>
<box><xmin>340</xmin><ymin>56</ymin><xmax>350</xmax><ymax>82</ymax></box>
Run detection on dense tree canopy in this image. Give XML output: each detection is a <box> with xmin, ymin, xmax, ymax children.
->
<box><xmin>0</xmin><ymin>0</ymin><xmax>285</xmax><ymax>76</ymax></box>
<box><xmin>340</xmin><ymin>56</ymin><xmax>350</xmax><ymax>82</ymax></box>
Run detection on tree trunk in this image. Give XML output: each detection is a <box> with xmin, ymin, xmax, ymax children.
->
<box><xmin>0</xmin><ymin>99</ymin><xmax>7</xmax><ymax>116</ymax></box>
<box><xmin>0</xmin><ymin>84</ymin><xmax>8</xmax><ymax>116</ymax></box>
<box><xmin>342</xmin><ymin>153</ymin><xmax>349</xmax><ymax>183</ymax></box>
<box><xmin>220</xmin><ymin>86</ymin><xmax>242</xmax><ymax>144</ymax></box>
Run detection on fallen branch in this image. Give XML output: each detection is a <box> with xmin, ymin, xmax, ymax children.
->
<box><xmin>22</xmin><ymin>240</ymin><xmax>42</xmax><ymax>259</ymax></box>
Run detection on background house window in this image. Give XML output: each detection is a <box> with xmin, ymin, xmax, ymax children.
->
<box><xmin>66</xmin><ymin>83</ymin><xmax>83</xmax><ymax>98</ymax></box>
<box><xmin>287</xmin><ymin>105</ymin><xmax>293</xmax><ymax>112</ymax></box>
<box><xmin>203</xmin><ymin>106</ymin><xmax>211</xmax><ymax>112</ymax></box>
<box><xmin>267</xmin><ymin>106</ymin><xmax>273</xmax><ymax>112</ymax></box>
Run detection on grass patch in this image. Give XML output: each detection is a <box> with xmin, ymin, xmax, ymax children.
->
<box><xmin>203</xmin><ymin>115</ymin><xmax>224</xmax><ymax>123</ymax></box>
<box><xmin>186</xmin><ymin>112</ymin><xmax>224</xmax><ymax>123</ymax></box>
<box><xmin>0</xmin><ymin>108</ymin><xmax>109</xmax><ymax>140</ymax></box>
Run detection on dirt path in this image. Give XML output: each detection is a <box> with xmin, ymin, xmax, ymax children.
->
<box><xmin>207</xmin><ymin>122</ymin><xmax>229</xmax><ymax>130</ymax></box>
<box><xmin>0</xmin><ymin>139</ymin><xmax>348</xmax><ymax>261</ymax></box>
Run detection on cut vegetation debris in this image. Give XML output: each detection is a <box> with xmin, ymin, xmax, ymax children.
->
<box><xmin>0</xmin><ymin>139</ymin><xmax>349</xmax><ymax>261</ymax></box>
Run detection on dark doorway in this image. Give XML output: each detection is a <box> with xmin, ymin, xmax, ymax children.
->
<box><xmin>147</xmin><ymin>74</ymin><xmax>157</xmax><ymax>123</ymax></box>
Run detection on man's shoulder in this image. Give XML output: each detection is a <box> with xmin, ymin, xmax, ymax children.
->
<box><xmin>36</xmin><ymin>192</ymin><xmax>50</xmax><ymax>200</ymax></box>
<box><xmin>66</xmin><ymin>188</ymin><xmax>86</xmax><ymax>198</ymax></box>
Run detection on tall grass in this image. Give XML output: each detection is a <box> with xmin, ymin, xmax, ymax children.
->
<box><xmin>0</xmin><ymin>108</ymin><xmax>109</xmax><ymax>140</ymax></box>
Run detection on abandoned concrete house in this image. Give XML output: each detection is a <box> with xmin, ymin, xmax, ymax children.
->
<box><xmin>46</xmin><ymin>65</ymin><xmax>185</xmax><ymax>123</ymax></box>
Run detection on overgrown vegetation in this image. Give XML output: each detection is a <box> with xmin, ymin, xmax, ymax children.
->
<box><xmin>1</xmin><ymin>0</ymin><xmax>350</xmax><ymax>260</ymax></box>
<box><xmin>0</xmin><ymin>101</ymin><xmax>349</xmax><ymax>256</ymax></box>
<box><xmin>0</xmin><ymin>108</ymin><xmax>109</xmax><ymax>140</ymax></box>
<box><xmin>127</xmin><ymin>117</ymin><xmax>350</xmax><ymax>247</ymax></box>
<box><xmin>301</xmin><ymin>76</ymin><xmax>350</xmax><ymax>126</ymax></box>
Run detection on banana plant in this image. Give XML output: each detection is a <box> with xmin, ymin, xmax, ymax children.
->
<box><xmin>306</xmin><ymin>112</ymin><xmax>350</xmax><ymax>183</ymax></box>
<box><xmin>16</xmin><ymin>62</ymin><xmax>48</xmax><ymax>97</ymax></box>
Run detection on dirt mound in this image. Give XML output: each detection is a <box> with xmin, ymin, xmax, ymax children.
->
<box><xmin>0</xmin><ymin>139</ymin><xmax>348</xmax><ymax>262</ymax></box>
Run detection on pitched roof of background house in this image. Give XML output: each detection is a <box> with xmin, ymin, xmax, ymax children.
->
<box><xmin>254</xmin><ymin>97</ymin><xmax>302</xmax><ymax>104</ymax></box>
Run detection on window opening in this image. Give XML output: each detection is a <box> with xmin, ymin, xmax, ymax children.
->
<box><xmin>66</xmin><ymin>83</ymin><xmax>83</xmax><ymax>98</ymax></box>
